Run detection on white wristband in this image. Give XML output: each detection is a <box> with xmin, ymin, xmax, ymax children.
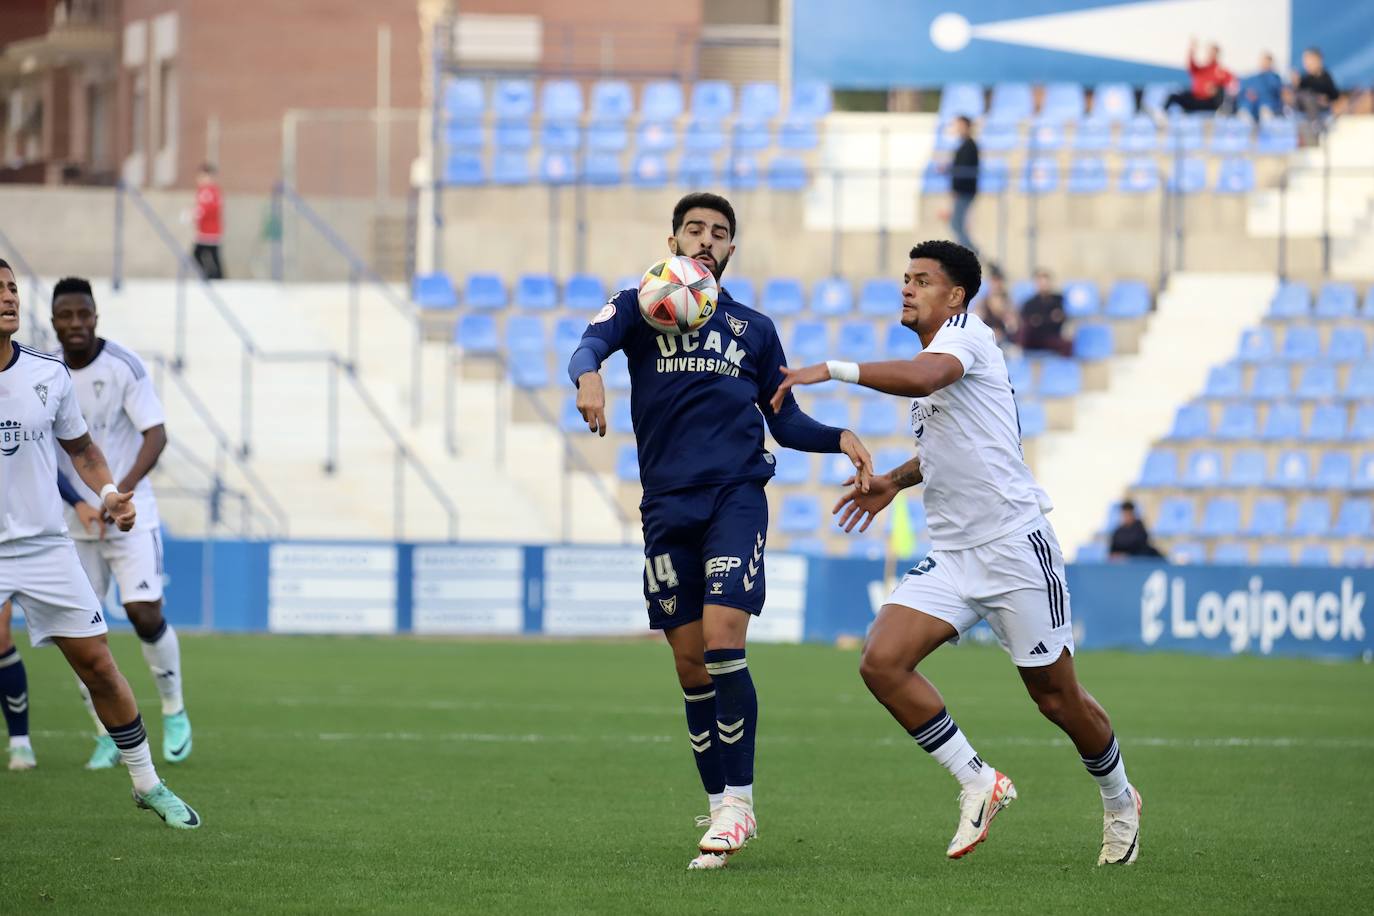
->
<box><xmin>99</xmin><ymin>483</ymin><xmax>119</xmax><ymax>503</ymax></box>
<box><xmin>826</xmin><ymin>360</ymin><xmax>861</xmax><ymax>384</ymax></box>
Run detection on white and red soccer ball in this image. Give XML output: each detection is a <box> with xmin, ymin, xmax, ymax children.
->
<box><xmin>637</xmin><ymin>255</ymin><xmax>719</xmax><ymax>336</ymax></box>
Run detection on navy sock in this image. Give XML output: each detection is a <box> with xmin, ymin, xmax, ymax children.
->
<box><xmin>683</xmin><ymin>683</ymin><xmax>725</xmax><ymax>796</ymax></box>
<box><xmin>704</xmin><ymin>648</ymin><xmax>757</xmax><ymax>790</ymax></box>
<box><xmin>0</xmin><ymin>647</ymin><xmax>30</xmax><ymax>739</ymax></box>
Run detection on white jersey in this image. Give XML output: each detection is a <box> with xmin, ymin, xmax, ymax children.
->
<box><xmin>0</xmin><ymin>343</ymin><xmax>88</xmax><ymax>545</ymax></box>
<box><xmin>910</xmin><ymin>311</ymin><xmax>1053</xmax><ymax>550</ymax></box>
<box><xmin>56</xmin><ymin>338</ymin><xmax>164</xmax><ymax>538</ymax></box>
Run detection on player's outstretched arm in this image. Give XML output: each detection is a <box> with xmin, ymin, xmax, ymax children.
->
<box><xmin>574</xmin><ymin>370</ymin><xmax>608</xmax><ymax>437</ymax></box>
<box><xmin>769</xmin><ymin>353</ymin><xmax>965</xmax><ymax>411</ymax></box>
<box><xmin>832</xmin><ymin>455</ymin><xmax>923</xmax><ymax>533</ymax></box>
<box><xmin>58</xmin><ymin>434</ymin><xmax>136</xmax><ymax>532</ymax></box>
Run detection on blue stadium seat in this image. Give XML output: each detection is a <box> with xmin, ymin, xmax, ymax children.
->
<box><xmin>979</xmin><ymin>118</ymin><xmax>1021</xmax><ymax>152</ymax></box>
<box><xmin>1226</xmin><ymin>449</ymin><xmax>1266</xmax><ymax>487</ymax></box>
<box><xmin>1105</xmin><ymin>280</ymin><xmax>1151</xmax><ymax>319</ymax></box>
<box><xmin>1282</xmin><ymin>325</ymin><xmax>1321</xmax><ymax>360</ymax></box>
<box><xmin>836</xmin><ymin>321</ymin><xmax>878</xmax><ymax>361</ymax></box>
<box><xmin>1154</xmin><ymin>497</ymin><xmax>1196</xmax><ymax>537</ymax></box>
<box><xmin>739</xmin><ymin>82</ymin><xmax>780</xmax><ymax>120</ymax></box>
<box><xmin>1316</xmin><ymin>452</ymin><xmax>1352</xmax><ymax>489</ymax></box>
<box><xmin>773</xmin><ymin>449</ymin><xmax>811</xmax><ymax>485</ymax></box>
<box><xmin>1269</xmin><ymin>449</ymin><xmax>1311</xmax><ymax>488</ymax></box>
<box><xmin>820</xmin><ymin>452</ymin><xmax>858</xmax><ymax>486</ymax></box>
<box><xmin>464</xmin><ymin>273</ymin><xmax>507</xmax><ymax>309</ymax></box>
<box><xmin>1357</xmin><ymin>453</ymin><xmax>1374</xmax><ymax>490</ymax></box>
<box><xmin>1182</xmin><ymin>449</ymin><xmax>1224</xmax><ymax>488</ymax></box>
<box><xmin>559</xmin><ymin>395</ymin><xmax>583</xmax><ymax>432</ymax></box>
<box><xmin>493</xmin><ymin>80</ymin><xmax>535</xmax><ymax>118</ymax></box>
<box><xmin>444</xmin><ymin>78</ymin><xmax>484</xmax><ymax>119</ymax></box>
<box><xmin>444</xmin><ymin>153</ymin><xmax>485</xmax><ymax>185</ymax></box>
<box><xmin>540</xmin><ymin>120</ymin><xmax>581</xmax><ymax>150</ymax></box>
<box><xmin>1118</xmin><ymin>115</ymin><xmax>1159</xmax><ymax>152</ymax></box>
<box><xmin>1141</xmin><ymin>83</ymin><xmax>1176</xmax><ymax>116</ymax></box>
<box><xmin>847</xmin><ymin>537</ymin><xmax>889</xmax><ymax>561</ymax></box>
<box><xmin>1341</xmin><ymin>546</ymin><xmax>1372</xmax><ymax>566</ymax></box>
<box><xmin>539</xmin><ymin>150</ymin><xmax>577</xmax><ymax>185</ymax></box>
<box><xmin>1306</xmin><ymin>403</ymin><xmax>1347</xmax><ymax>441</ymax></box>
<box><xmin>1071</xmin><ymin>119</ymin><xmax>1113</xmax><ymax>152</ymax></box>
<box><xmin>787</xmin><ymin>537</ymin><xmax>829</xmax><ymax>556</ymax></box>
<box><xmin>1167</xmin><ymin>402</ymin><xmax>1209</xmax><ymax>439</ymax></box>
<box><xmin>642</xmin><ymin>81</ymin><xmax>684</xmax><ymax>121</ymax></box>
<box><xmin>1018</xmin><ymin>401</ymin><xmax>1047</xmax><ymax>438</ymax></box>
<box><xmin>552</xmin><ymin>318</ymin><xmax>584</xmax><ymax>364</ymax></box>
<box><xmin>1257</xmin><ymin>118</ymin><xmax>1298</xmax><ymax>154</ymax></box>
<box><xmin>1351</xmin><ymin>405</ymin><xmax>1374</xmax><ymax>440</ymax></box>
<box><xmin>615</xmin><ymin>444</ymin><xmax>639</xmax><ymax>482</ymax></box>
<box><xmin>1204</xmin><ymin>363</ymin><xmax>1243</xmax><ymax>398</ymax></box>
<box><xmin>1296</xmin><ymin>364</ymin><xmax>1337</xmax><ymax>399</ymax></box>
<box><xmin>412</xmin><ymin>273</ymin><xmax>457</xmax><ymax>309</ymax></box>
<box><xmin>1335</xmin><ymin>499</ymin><xmax>1372</xmax><ymax>537</ymax></box>
<box><xmin>1092</xmin><ymin>83</ymin><xmax>1135</xmax><ymax>121</ymax></box>
<box><xmin>590</xmin><ymin>81</ymin><xmax>633</xmax><ymax>121</ymax></box>
<box><xmin>1270</xmin><ymin>283</ymin><xmax>1313</xmax><ymax>319</ymax></box>
<box><xmin>604</xmin><ymin>351</ymin><xmax>631</xmax><ymax>391</ymax></box>
<box><xmin>724</xmin><ymin>278</ymin><xmax>755</xmax><ymax>307</ymax></box>
<box><xmin>859</xmin><ymin>279</ymin><xmax>901</xmax><ymax>316</ymax></box>
<box><xmin>676</xmin><ymin>152</ymin><xmax>718</xmax><ymax>187</ymax></box>
<box><xmin>611</xmin><ymin>275</ymin><xmax>638</xmax><ymax>295</ymax></box>
<box><xmin>1211</xmin><ymin>542</ymin><xmax>1251</xmax><ymax>564</ymax></box>
<box><xmin>610</xmin><ymin>398</ymin><xmax>633</xmax><ymax>435</ymax></box>
<box><xmin>857</xmin><ymin>400</ymin><xmax>902</xmax><ymax>437</ymax></box>
<box><xmin>455</xmin><ymin>314</ymin><xmax>499</xmax><ymax>353</ymax></box>
<box><xmin>763</xmin><ymin>278</ymin><xmax>805</xmax><ymax>316</ymax></box>
<box><xmin>780</xmin><ymin>495</ymin><xmax>822</xmax><ymax>534</ymax></box>
<box><xmin>1257</xmin><ymin>543</ymin><xmax>1293</xmax><ymax>566</ymax></box>
<box><xmin>691</xmin><ymin>81</ymin><xmax>734</xmax><ymax>121</ymax></box>
<box><xmin>939</xmin><ymin>82</ymin><xmax>985</xmax><ymax>119</ymax></box>
<box><xmin>1005</xmin><ymin>356</ymin><xmax>1032</xmax><ymax>392</ymax></box>
<box><xmin>494</xmin><ymin>120</ymin><xmax>533</xmax><ymax>150</ymax></box>
<box><xmin>1061</xmin><ymin>281</ymin><xmax>1101</xmax><ymax>318</ymax></box>
<box><xmin>588</xmin><ymin>121</ymin><xmax>629</xmax><ymax>152</ymax></box>
<box><xmin>875</xmin><ymin>447</ymin><xmax>912</xmax><ymax>478</ymax></box>
<box><xmin>1010</xmin><ymin>279</ymin><xmax>1036</xmax><ymax>308</ymax></box>
<box><xmin>1039</xmin><ymin>83</ymin><xmax>1086</xmax><ymax>122</ymax></box>
<box><xmin>922</xmin><ymin>160</ymin><xmax>951</xmax><ymax>195</ymax></box>
<box><xmin>1349</xmin><ymin>364</ymin><xmax>1374</xmax><ymax>400</ymax></box>
<box><xmin>1297</xmin><ymin>545</ymin><xmax>1332</xmax><ymax>566</ymax></box>
<box><xmin>539</xmin><ymin>80</ymin><xmax>581</xmax><ymax>119</ymax></box>
<box><xmin>1261</xmin><ymin>403</ymin><xmax>1303</xmax><ymax>441</ymax></box>
<box><xmin>884</xmin><ymin>324</ymin><xmax>922</xmax><ymax>360</ymax></box>
<box><xmin>1209</xmin><ymin>117</ymin><xmax>1253</xmax><ymax>153</ymax></box>
<box><xmin>1037</xmin><ymin>359</ymin><xmax>1081</xmax><ymax>398</ymax></box>
<box><xmin>811</xmin><ymin>278</ymin><xmax>853</xmax><ymax>316</ymax></box>
<box><xmin>1215</xmin><ymin>403</ymin><xmax>1258</xmax><ymax>440</ymax></box>
<box><xmin>1164</xmin><ymin>117</ymin><xmax>1205</xmax><ymax>152</ymax></box>
<box><xmin>1073</xmin><ymin>324</ymin><xmax>1114</xmax><ymax>361</ymax></box>
<box><xmin>789</xmin><ymin>82</ymin><xmax>832</xmax><ymax>120</ymax></box>
<box><xmin>810</xmin><ymin>398</ymin><xmax>851</xmax><ymax>429</ymax></box>
<box><xmin>1365</xmin><ymin>285</ymin><xmax>1374</xmax><ymax>317</ymax></box>
<box><xmin>564</xmin><ymin>274</ymin><xmax>605</xmax><ymax>311</ymax></box>
<box><xmin>1067</xmin><ymin>157</ymin><xmax>1108</xmax><ymax>194</ymax></box>
<box><xmin>1168</xmin><ymin>157</ymin><xmax>1208</xmax><ymax>193</ymax></box>
<box><xmin>683</xmin><ymin>118</ymin><xmax>726</xmax><ymax>152</ymax></box>
<box><xmin>1199</xmin><ymin>497</ymin><xmax>1241</xmax><ymax>537</ymax></box>
<box><xmin>630</xmin><ymin>152</ymin><xmax>669</xmax><ymax>188</ymax></box>
<box><xmin>1246</xmin><ymin>498</ymin><xmax>1288</xmax><ymax>537</ymax></box>
<box><xmin>492</xmin><ymin>150</ymin><xmax>531</xmax><ymax>184</ymax></box>
<box><xmin>767</xmin><ymin>156</ymin><xmax>808</xmax><ymax>191</ymax></box>
<box><xmin>584</xmin><ymin>153</ymin><xmax>623</xmax><ymax>186</ymax></box>
<box><xmin>1328</xmin><ymin>326</ymin><xmax>1368</xmax><ymax>363</ymax></box>
<box><xmin>637</xmin><ymin>120</ymin><xmax>676</xmax><ymax>152</ymax></box>
<box><xmin>1020</xmin><ymin>157</ymin><xmax>1059</xmax><ymax>194</ymax></box>
<box><xmin>1077</xmin><ymin>540</ymin><xmax>1109</xmax><ymax>563</ymax></box>
<box><xmin>790</xmin><ymin>321</ymin><xmax>829</xmax><ymax>364</ymax></box>
<box><xmin>732</xmin><ymin>120</ymin><xmax>771</xmax><ymax>151</ymax></box>
<box><xmin>508</xmin><ymin>356</ymin><xmax>548</xmax><ymax>389</ymax></box>
<box><xmin>1315</xmin><ymin>282</ymin><xmax>1358</xmax><ymax>318</ymax></box>
<box><xmin>1237</xmin><ymin>326</ymin><xmax>1276</xmax><ymax>362</ymax></box>
<box><xmin>1216</xmin><ymin>157</ymin><xmax>1256</xmax><ymax>193</ymax></box>
<box><xmin>1291</xmin><ymin>498</ymin><xmax>1331</xmax><ymax>537</ymax></box>
<box><xmin>989</xmin><ymin>82</ymin><xmax>1034</xmax><ymax>121</ymax></box>
<box><xmin>1027</xmin><ymin>121</ymin><xmax>1065</xmax><ymax>151</ymax></box>
<box><xmin>444</xmin><ymin>119</ymin><xmax>484</xmax><ymax>149</ymax></box>
<box><xmin>1138</xmin><ymin>449</ymin><xmax>1178</xmax><ymax>487</ymax></box>
<box><xmin>778</xmin><ymin>118</ymin><xmax>820</xmax><ymax>150</ymax></box>
<box><xmin>1119</xmin><ymin>157</ymin><xmax>1160</xmax><ymax>193</ymax></box>
<box><xmin>1250</xmin><ymin>363</ymin><xmax>1290</xmax><ymax>399</ymax></box>
<box><xmin>515</xmin><ymin>274</ymin><xmax>557</xmax><ymax>311</ymax></box>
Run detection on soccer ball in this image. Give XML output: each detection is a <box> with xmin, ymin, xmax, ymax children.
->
<box><xmin>637</xmin><ymin>255</ymin><xmax>719</xmax><ymax>336</ymax></box>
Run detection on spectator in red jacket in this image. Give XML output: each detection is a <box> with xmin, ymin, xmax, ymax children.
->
<box><xmin>192</xmin><ymin>163</ymin><xmax>224</xmax><ymax>280</ymax></box>
<box><xmin>1164</xmin><ymin>39</ymin><xmax>1236</xmax><ymax>114</ymax></box>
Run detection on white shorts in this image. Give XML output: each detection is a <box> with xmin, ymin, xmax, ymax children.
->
<box><xmin>0</xmin><ymin>539</ymin><xmax>108</xmax><ymax>648</ymax></box>
<box><xmin>886</xmin><ymin>518</ymin><xmax>1074</xmax><ymax>667</ymax></box>
<box><xmin>73</xmin><ymin>528</ymin><xmax>166</xmax><ymax>605</ymax></box>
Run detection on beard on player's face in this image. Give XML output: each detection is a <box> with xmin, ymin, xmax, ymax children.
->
<box><xmin>670</xmin><ymin>236</ymin><xmax>731</xmax><ymax>281</ymax></box>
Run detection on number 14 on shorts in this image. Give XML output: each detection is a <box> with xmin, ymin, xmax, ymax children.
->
<box><xmin>645</xmin><ymin>553</ymin><xmax>680</xmax><ymax>593</ymax></box>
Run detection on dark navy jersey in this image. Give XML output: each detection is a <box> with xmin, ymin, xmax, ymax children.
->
<box><xmin>575</xmin><ymin>285</ymin><xmax>835</xmax><ymax>497</ymax></box>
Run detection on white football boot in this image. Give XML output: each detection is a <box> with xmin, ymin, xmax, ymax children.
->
<box><xmin>947</xmin><ymin>770</ymin><xmax>1017</xmax><ymax>859</ymax></box>
<box><xmin>697</xmin><ymin>795</ymin><xmax>757</xmax><ymax>857</ymax></box>
<box><xmin>688</xmin><ymin>808</ymin><xmax>729</xmax><ymax>870</ymax></box>
<box><xmin>1097</xmin><ymin>785</ymin><xmax>1143</xmax><ymax>865</ymax></box>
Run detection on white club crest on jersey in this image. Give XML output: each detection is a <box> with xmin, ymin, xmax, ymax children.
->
<box><xmin>725</xmin><ymin>314</ymin><xmax>748</xmax><ymax>337</ymax></box>
<box><xmin>592</xmin><ymin>302</ymin><xmax>616</xmax><ymax>324</ymax></box>
<box><xmin>658</xmin><ymin>595</ymin><xmax>678</xmax><ymax>615</ymax></box>
<box><xmin>32</xmin><ymin>384</ymin><xmax>47</xmax><ymax>406</ymax></box>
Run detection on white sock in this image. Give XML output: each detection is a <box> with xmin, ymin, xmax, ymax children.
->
<box><xmin>9</xmin><ymin>734</ymin><xmax>31</xmax><ymax>750</ymax></box>
<box><xmin>708</xmin><ymin>791</ymin><xmax>725</xmax><ymax>811</ymax></box>
<box><xmin>911</xmin><ymin>708</ymin><xmax>997</xmax><ymax>792</ymax></box>
<box><xmin>724</xmin><ymin>783</ymin><xmax>753</xmax><ymax>805</ymax></box>
<box><xmin>139</xmin><ymin>622</ymin><xmax>184</xmax><ymax>716</ymax></box>
<box><xmin>75</xmin><ymin>676</ymin><xmax>108</xmax><ymax>736</ymax></box>
<box><xmin>106</xmin><ymin>715</ymin><xmax>159</xmax><ymax>794</ymax></box>
<box><xmin>1081</xmin><ymin>734</ymin><xmax>1131</xmax><ymax>805</ymax></box>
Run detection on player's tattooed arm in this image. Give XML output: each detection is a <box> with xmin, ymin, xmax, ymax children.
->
<box><xmin>889</xmin><ymin>455</ymin><xmax>924</xmax><ymax>490</ymax></box>
<box><xmin>58</xmin><ymin>434</ymin><xmax>136</xmax><ymax>531</ymax></box>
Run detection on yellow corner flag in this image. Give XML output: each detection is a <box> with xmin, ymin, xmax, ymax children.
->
<box><xmin>889</xmin><ymin>489</ymin><xmax>916</xmax><ymax>559</ymax></box>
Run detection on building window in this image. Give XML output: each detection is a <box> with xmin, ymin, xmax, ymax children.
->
<box><xmin>131</xmin><ymin>70</ymin><xmax>147</xmax><ymax>155</ymax></box>
<box><xmin>158</xmin><ymin>60</ymin><xmax>177</xmax><ymax>153</ymax></box>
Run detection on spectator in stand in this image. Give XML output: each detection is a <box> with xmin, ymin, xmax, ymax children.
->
<box><xmin>977</xmin><ymin>262</ymin><xmax>1019</xmax><ymax>351</ymax></box>
<box><xmin>1293</xmin><ymin>47</ymin><xmax>1340</xmax><ymax>136</ymax></box>
<box><xmin>192</xmin><ymin>163</ymin><xmax>224</xmax><ymax>280</ymax></box>
<box><xmin>943</xmin><ymin>116</ymin><xmax>979</xmax><ymax>254</ymax></box>
<box><xmin>1018</xmin><ymin>269</ymin><xmax>1072</xmax><ymax>357</ymax></box>
<box><xmin>1164</xmin><ymin>39</ymin><xmax>1236</xmax><ymax>115</ymax></box>
<box><xmin>1109</xmin><ymin>500</ymin><xmax>1164</xmax><ymax>560</ymax></box>
<box><xmin>1237</xmin><ymin>51</ymin><xmax>1285</xmax><ymax>120</ymax></box>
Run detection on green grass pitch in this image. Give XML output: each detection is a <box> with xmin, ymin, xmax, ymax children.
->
<box><xmin>4</xmin><ymin>634</ymin><xmax>1371</xmax><ymax>914</ymax></box>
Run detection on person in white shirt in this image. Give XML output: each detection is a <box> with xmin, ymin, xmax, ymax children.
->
<box><xmin>0</xmin><ymin>260</ymin><xmax>198</xmax><ymax>827</ymax></box>
<box><xmin>49</xmin><ymin>277</ymin><xmax>192</xmax><ymax>769</ymax></box>
<box><xmin>770</xmin><ymin>240</ymin><xmax>1139</xmax><ymax>866</ymax></box>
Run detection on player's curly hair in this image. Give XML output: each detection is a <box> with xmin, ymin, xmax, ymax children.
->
<box><xmin>909</xmin><ymin>240</ymin><xmax>981</xmax><ymax>307</ymax></box>
<box><xmin>672</xmin><ymin>192</ymin><xmax>737</xmax><ymax>240</ymax></box>
<box><xmin>52</xmin><ymin>276</ymin><xmax>94</xmax><ymax>303</ymax></box>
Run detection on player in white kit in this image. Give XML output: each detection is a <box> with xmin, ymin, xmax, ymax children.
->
<box><xmin>0</xmin><ymin>260</ymin><xmax>198</xmax><ymax>827</ymax></box>
<box><xmin>49</xmin><ymin>277</ymin><xmax>192</xmax><ymax>768</ymax></box>
<box><xmin>771</xmin><ymin>241</ymin><xmax>1140</xmax><ymax>866</ymax></box>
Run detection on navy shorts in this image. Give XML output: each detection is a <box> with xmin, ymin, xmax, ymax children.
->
<box><xmin>639</xmin><ymin>480</ymin><xmax>769</xmax><ymax>630</ymax></box>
